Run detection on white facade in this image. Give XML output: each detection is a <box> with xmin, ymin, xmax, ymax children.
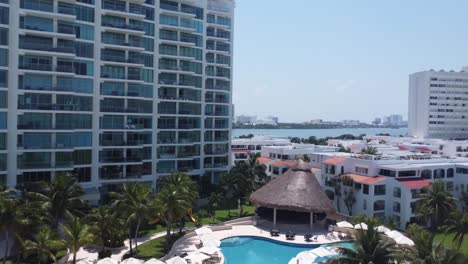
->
<box><xmin>0</xmin><ymin>0</ymin><xmax>235</xmax><ymax>201</ymax></box>
<box><xmin>409</xmin><ymin>68</ymin><xmax>468</xmax><ymax>139</ymax></box>
<box><xmin>320</xmin><ymin>155</ymin><xmax>468</xmax><ymax>230</ymax></box>
<box><xmin>231</xmin><ymin>136</ymin><xmax>290</xmax><ymax>164</ymax></box>
<box><xmin>235</xmin><ymin>114</ymin><xmax>256</xmax><ymax>124</ymax></box>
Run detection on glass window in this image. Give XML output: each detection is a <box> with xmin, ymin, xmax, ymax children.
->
<box><xmin>447</xmin><ymin>168</ymin><xmax>454</xmax><ymax>178</ymax></box>
<box><xmin>0</xmin><ymin>49</ymin><xmax>7</xmax><ymax>66</ymax></box>
<box><xmin>75</xmin><ymin>5</ymin><xmax>94</xmax><ymax>22</ymax></box>
<box><xmin>20</xmin><ymin>16</ymin><xmax>53</xmax><ymax>32</ymax></box>
<box><xmin>20</xmin><ymin>0</ymin><xmax>53</xmax><ymax>13</ymax></box>
<box><xmin>0</xmin><ymin>153</ymin><xmax>6</xmax><ymax>171</ymax></box>
<box><xmin>0</xmin><ymin>70</ymin><xmax>6</xmax><ymax>88</ymax></box>
<box><xmin>0</xmin><ymin>133</ymin><xmax>5</xmax><ymax>150</ymax></box>
<box><xmin>0</xmin><ymin>112</ymin><xmax>6</xmax><ymax>129</ymax></box>
<box><xmin>75</xmin><ymin>24</ymin><xmax>94</xmax><ymax>40</ymax></box>
<box><xmin>363</xmin><ymin>184</ymin><xmax>369</xmax><ymax>195</ymax></box>
<box><xmin>0</xmin><ymin>28</ymin><xmax>7</xmax><ymax>45</ymax></box>
<box><xmin>160</xmin><ymin>15</ymin><xmax>178</xmax><ymax>26</ymax></box>
<box><xmin>18</xmin><ymin>113</ymin><xmax>52</xmax><ymax>129</ymax></box>
<box><xmin>0</xmin><ymin>6</ymin><xmax>8</xmax><ymax>25</ymax></box>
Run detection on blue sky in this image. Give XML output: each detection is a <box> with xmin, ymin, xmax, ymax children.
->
<box><xmin>232</xmin><ymin>0</ymin><xmax>468</xmax><ymax>123</ymax></box>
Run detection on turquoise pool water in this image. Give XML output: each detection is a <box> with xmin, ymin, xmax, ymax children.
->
<box><xmin>220</xmin><ymin>236</ymin><xmax>353</xmax><ymax>264</ymax></box>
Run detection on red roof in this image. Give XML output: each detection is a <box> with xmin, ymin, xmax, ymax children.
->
<box><xmin>232</xmin><ymin>149</ymin><xmax>250</xmax><ymax>153</ymax></box>
<box><xmin>271</xmin><ymin>160</ymin><xmax>296</xmax><ymax>167</ymax></box>
<box><xmin>416</xmin><ymin>147</ymin><xmax>432</xmax><ymax>153</ymax></box>
<box><xmin>399</xmin><ymin>146</ymin><xmax>408</xmax><ymax>150</ymax></box>
<box><xmin>311</xmin><ymin>168</ymin><xmax>320</xmax><ymax>174</ymax></box>
<box><xmin>343</xmin><ymin>174</ymin><xmax>386</xmax><ymax>185</ymax></box>
<box><xmin>398</xmin><ymin>179</ymin><xmax>431</xmax><ymax>189</ymax></box>
<box><xmin>323</xmin><ymin>157</ymin><xmax>347</xmax><ymax>165</ymax></box>
<box><xmin>257</xmin><ymin>157</ymin><xmax>272</xmax><ymax>165</ymax></box>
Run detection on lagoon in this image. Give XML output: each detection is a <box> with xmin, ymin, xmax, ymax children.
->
<box><xmin>233</xmin><ymin>127</ymin><xmax>407</xmax><ymax>138</ymax></box>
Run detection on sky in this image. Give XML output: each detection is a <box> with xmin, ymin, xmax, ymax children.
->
<box><xmin>232</xmin><ymin>0</ymin><xmax>468</xmax><ymax>123</ymax></box>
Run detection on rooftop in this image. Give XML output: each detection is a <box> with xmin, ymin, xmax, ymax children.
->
<box><xmin>342</xmin><ymin>174</ymin><xmax>386</xmax><ymax>185</ymax></box>
<box><xmin>323</xmin><ymin>157</ymin><xmax>347</xmax><ymax>165</ymax></box>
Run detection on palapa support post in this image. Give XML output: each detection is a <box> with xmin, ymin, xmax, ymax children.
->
<box><xmin>273</xmin><ymin>207</ymin><xmax>277</xmax><ymax>228</ymax></box>
<box><xmin>310</xmin><ymin>212</ymin><xmax>314</xmax><ymax>231</ymax></box>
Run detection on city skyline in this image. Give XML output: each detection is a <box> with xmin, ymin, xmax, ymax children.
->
<box><xmin>232</xmin><ymin>0</ymin><xmax>468</xmax><ymax>122</ymax></box>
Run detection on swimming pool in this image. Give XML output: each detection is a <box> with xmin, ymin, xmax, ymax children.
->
<box><xmin>220</xmin><ymin>236</ymin><xmax>353</xmax><ymax>264</ymax></box>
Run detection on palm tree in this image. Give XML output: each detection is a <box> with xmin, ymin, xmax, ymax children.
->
<box><xmin>406</xmin><ymin>223</ymin><xmax>468</xmax><ymax>264</ymax></box>
<box><xmin>418</xmin><ymin>181</ymin><xmax>456</xmax><ymax>229</ymax></box>
<box><xmin>334</xmin><ymin>183</ymin><xmax>342</xmax><ymax>213</ymax></box>
<box><xmin>87</xmin><ymin>206</ymin><xmax>125</xmax><ymax>250</ymax></box>
<box><xmin>27</xmin><ymin>174</ymin><xmax>87</xmax><ymax>228</ymax></box>
<box><xmin>363</xmin><ymin>146</ymin><xmax>378</xmax><ymax>155</ymax></box>
<box><xmin>208</xmin><ymin>192</ymin><xmax>223</xmax><ymax>223</ymax></box>
<box><xmin>332</xmin><ymin>221</ymin><xmax>395</xmax><ymax>264</ymax></box>
<box><xmin>158</xmin><ymin>172</ymin><xmax>198</xmax><ymax>202</ymax></box>
<box><xmin>443</xmin><ymin>210</ymin><xmax>468</xmax><ymax>249</ymax></box>
<box><xmin>23</xmin><ymin>228</ymin><xmax>64</xmax><ymax>264</ymax></box>
<box><xmin>63</xmin><ymin>215</ymin><xmax>94</xmax><ymax>264</ymax></box>
<box><xmin>343</xmin><ymin>190</ymin><xmax>356</xmax><ymax>216</ymax></box>
<box><xmin>153</xmin><ymin>185</ymin><xmax>192</xmax><ymax>248</ymax></box>
<box><xmin>110</xmin><ymin>183</ymin><xmax>152</xmax><ymax>255</ymax></box>
<box><xmin>0</xmin><ymin>197</ymin><xmax>16</xmax><ymax>264</ymax></box>
<box><xmin>246</xmin><ymin>153</ymin><xmax>268</xmax><ymax>188</ymax></box>
<box><xmin>219</xmin><ymin>172</ymin><xmax>238</xmax><ymax>218</ymax></box>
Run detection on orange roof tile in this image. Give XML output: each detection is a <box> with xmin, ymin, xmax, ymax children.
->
<box><xmin>310</xmin><ymin>168</ymin><xmax>320</xmax><ymax>174</ymax></box>
<box><xmin>271</xmin><ymin>160</ymin><xmax>296</xmax><ymax>167</ymax></box>
<box><xmin>257</xmin><ymin>157</ymin><xmax>272</xmax><ymax>165</ymax></box>
<box><xmin>323</xmin><ymin>157</ymin><xmax>347</xmax><ymax>165</ymax></box>
<box><xmin>343</xmin><ymin>174</ymin><xmax>386</xmax><ymax>185</ymax></box>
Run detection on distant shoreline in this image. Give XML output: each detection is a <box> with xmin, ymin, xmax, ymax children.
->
<box><xmin>233</xmin><ymin>126</ymin><xmax>407</xmax><ymax>130</ymax></box>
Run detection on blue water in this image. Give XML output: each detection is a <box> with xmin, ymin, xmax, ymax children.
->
<box><xmin>220</xmin><ymin>236</ymin><xmax>353</xmax><ymax>264</ymax></box>
<box><xmin>233</xmin><ymin>127</ymin><xmax>407</xmax><ymax>138</ymax></box>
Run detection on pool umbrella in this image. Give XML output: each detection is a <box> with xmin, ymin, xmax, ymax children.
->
<box><xmin>202</xmin><ymin>238</ymin><xmax>221</xmax><ymax>248</ymax></box>
<box><xmin>184</xmin><ymin>251</ymin><xmax>210</xmax><ymax>264</ymax></box>
<box><xmin>195</xmin><ymin>226</ymin><xmax>213</xmax><ymax>236</ymax></box>
<box><xmin>296</xmin><ymin>251</ymin><xmax>318</xmax><ymax>262</ymax></box>
<box><xmin>336</xmin><ymin>221</ymin><xmax>353</xmax><ymax>228</ymax></box>
<box><xmin>97</xmin><ymin>258</ymin><xmax>118</xmax><ymax>264</ymax></box>
<box><xmin>354</xmin><ymin>223</ymin><xmax>368</xmax><ymax>230</ymax></box>
<box><xmin>77</xmin><ymin>260</ymin><xmax>93</xmax><ymax>264</ymax></box>
<box><xmin>386</xmin><ymin>230</ymin><xmax>404</xmax><ymax>239</ymax></box>
<box><xmin>166</xmin><ymin>256</ymin><xmax>187</xmax><ymax>264</ymax></box>
<box><xmin>393</xmin><ymin>235</ymin><xmax>415</xmax><ymax>246</ymax></box>
<box><xmin>198</xmin><ymin>246</ymin><xmax>220</xmax><ymax>255</ymax></box>
<box><xmin>310</xmin><ymin>247</ymin><xmax>335</xmax><ymax>258</ymax></box>
<box><xmin>121</xmin><ymin>258</ymin><xmax>144</xmax><ymax>264</ymax></box>
<box><xmin>144</xmin><ymin>259</ymin><xmax>166</xmax><ymax>264</ymax></box>
<box><xmin>375</xmin><ymin>225</ymin><xmax>391</xmax><ymax>233</ymax></box>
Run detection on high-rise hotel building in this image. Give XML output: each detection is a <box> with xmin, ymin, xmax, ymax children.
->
<box><xmin>409</xmin><ymin>68</ymin><xmax>468</xmax><ymax>139</ymax></box>
<box><xmin>0</xmin><ymin>0</ymin><xmax>234</xmax><ymax>202</ymax></box>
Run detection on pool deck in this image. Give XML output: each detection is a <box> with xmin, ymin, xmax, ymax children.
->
<box><xmin>167</xmin><ymin>224</ymin><xmax>352</xmax><ymax>263</ymax></box>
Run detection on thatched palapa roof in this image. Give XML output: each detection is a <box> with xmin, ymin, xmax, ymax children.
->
<box><xmin>250</xmin><ymin>160</ymin><xmax>335</xmax><ymax>213</ymax></box>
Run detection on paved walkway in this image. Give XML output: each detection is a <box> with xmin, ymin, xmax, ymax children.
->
<box><xmin>74</xmin><ymin>231</ymin><xmax>168</xmax><ymax>263</ymax></box>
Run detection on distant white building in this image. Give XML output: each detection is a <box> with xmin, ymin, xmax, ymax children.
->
<box><xmin>408</xmin><ymin>67</ymin><xmax>468</xmax><ymax>139</ymax></box>
<box><xmin>320</xmin><ymin>155</ymin><xmax>468</xmax><ymax>230</ymax></box>
<box><xmin>236</xmin><ymin>115</ymin><xmax>257</xmax><ymax>125</ymax></box>
<box><xmin>231</xmin><ymin>136</ymin><xmax>290</xmax><ymax>165</ymax></box>
<box><xmin>342</xmin><ymin>120</ymin><xmax>360</xmax><ymax>126</ymax></box>
<box><xmin>384</xmin><ymin>114</ymin><xmax>403</xmax><ymax>126</ymax></box>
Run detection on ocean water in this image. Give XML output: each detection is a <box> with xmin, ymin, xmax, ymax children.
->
<box><xmin>233</xmin><ymin>127</ymin><xmax>408</xmax><ymax>139</ymax></box>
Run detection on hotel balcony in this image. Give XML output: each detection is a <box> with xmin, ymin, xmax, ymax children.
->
<box><xmin>19</xmin><ymin>42</ymin><xmax>76</xmax><ymax>58</ymax></box>
<box><xmin>101</xmin><ymin>2</ymin><xmax>146</xmax><ymax>20</ymax></box>
<box><xmin>101</xmin><ymin>54</ymin><xmax>145</xmax><ymax>67</ymax></box>
<box><xmin>102</xmin><ymin>22</ymin><xmax>146</xmax><ymax>36</ymax></box>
